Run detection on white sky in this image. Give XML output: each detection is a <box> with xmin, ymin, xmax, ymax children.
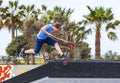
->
<box><xmin>0</xmin><ymin>0</ymin><xmax>120</xmax><ymax>58</ymax></box>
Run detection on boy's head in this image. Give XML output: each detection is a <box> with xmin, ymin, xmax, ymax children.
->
<box><xmin>53</xmin><ymin>22</ymin><xmax>61</xmax><ymax>31</ymax></box>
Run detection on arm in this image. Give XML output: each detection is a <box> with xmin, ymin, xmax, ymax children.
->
<box><xmin>41</xmin><ymin>26</ymin><xmax>53</xmax><ymax>37</ymax></box>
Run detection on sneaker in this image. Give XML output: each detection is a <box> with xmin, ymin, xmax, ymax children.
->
<box><xmin>61</xmin><ymin>53</ymin><xmax>67</xmax><ymax>60</ymax></box>
<box><xmin>19</xmin><ymin>48</ymin><xmax>25</xmax><ymax>57</ymax></box>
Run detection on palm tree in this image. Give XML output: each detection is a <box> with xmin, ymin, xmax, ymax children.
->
<box><xmin>0</xmin><ymin>0</ymin><xmax>4</xmax><ymax>29</ymax></box>
<box><xmin>19</xmin><ymin>4</ymin><xmax>41</xmax><ymax>20</ymax></box>
<box><xmin>3</xmin><ymin>1</ymin><xmax>40</xmax><ymax>38</ymax></box>
<box><xmin>0</xmin><ymin>1</ymin><xmax>25</xmax><ymax>64</ymax></box>
<box><xmin>67</xmin><ymin>23</ymin><xmax>91</xmax><ymax>60</ymax></box>
<box><xmin>41</xmin><ymin>6</ymin><xmax>74</xmax><ymax>24</ymax></box>
<box><xmin>2</xmin><ymin>1</ymin><xmax>41</xmax><ymax>64</ymax></box>
<box><xmin>82</xmin><ymin>6</ymin><xmax>120</xmax><ymax>59</ymax></box>
<box><xmin>3</xmin><ymin>1</ymin><xmax>24</xmax><ymax>39</ymax></box>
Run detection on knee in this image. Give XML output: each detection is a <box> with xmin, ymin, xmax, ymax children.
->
<box><xmin>54</xmin><ymin>42</ymin><xmax>58</xmax><ymax>46</ymax></box>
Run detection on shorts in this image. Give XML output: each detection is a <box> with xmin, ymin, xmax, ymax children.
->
<box><xmin>34</xmin><ymin>37</ymin><xmax>57</xmax><ymax>53</ymax></box>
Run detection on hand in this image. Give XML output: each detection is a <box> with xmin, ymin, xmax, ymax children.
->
<box><xmin>48</xmin><ymin>33</ymin><xmax>53</xmax><ymax>37</ymax></box>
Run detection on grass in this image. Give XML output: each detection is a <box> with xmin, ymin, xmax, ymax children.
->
<box><xmin>18</xmin><ymin>57</ymin><xmax>45</xmax><ymax>65</ymax></box>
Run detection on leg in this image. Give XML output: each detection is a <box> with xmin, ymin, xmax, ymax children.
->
<box><xmin>19</xmin><ymin>38</ymin><xmax>44</xmax><ymax>57</ymax></box>
<box><xmin>25</xmin><ymin>49</ymin><xmax>35</xmax><ymax>54</ymax></box>
<box><xmin>26</xmin><ymin>38</ymin><xmax>44</xmax><ymax>54</ymax></box>
<box><xmin>34</xmin><ymin>38</ymin><xmax>44</xmax><ymax>54</ymax></box>
<box><xmin>54</xmin><ymin>43</ymin><xmax>63</xmax><ymax>56</ymax></box>
<box><xmin>53</xmin><ymin>42</ymin><xmax>68</xmax><ymax>60</ymax></box>
<box><xmin>45</xmin><ymin>37</ymin><xmax>63</xmax><ymax>56</ymax></box>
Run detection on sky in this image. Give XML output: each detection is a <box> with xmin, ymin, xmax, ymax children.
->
<box><xmin>0</xmin><ymin>0</ymin><xmax>120</xmax><ymax>58</ymax></box>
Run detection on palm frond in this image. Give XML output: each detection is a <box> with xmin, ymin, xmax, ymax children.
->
<box><xmin>9</xmin><ymin>1</ymin><xmax>14</xmax><ymax>8</ymax></box>
<box><xmin>14</xmin><ymin>1</ymin><xmax>18</xmax><ymax>10</ymax></box>
<box><xmin>0</xmin><ymin>19</ymin><xmax>3</xmax><ymax>30</ymax></box>
<box><xmin>41</xmin><ymin>5</ymin><xmax>47</xmax><ymax>11</ymax></box>
<box><xmin>107</xmin><ymin>31</ymin><xmax>117</xmax><ymax>41</ymax></box>
<box><xmin>0</xmin><ymin>0</ymin><xmax>2</xmax><ymax>6</ymax></box>
<box><xmin>19</xmin><ymin>5</ymin><xmax>26</xmax><ymax>10</ymax></box>
<box><xmin>106</xmin><ymin>20</ymin><xmax>120</xmax><ymax>31</ymax></box>
<box><xmin>4</xmin><ymin>19</ymin><xmax>11</xmax><ymax>27</ymax></box>
<box><xmin>113</xmin><ymin>20</ymin><xmax>120</xmax><ymax>26</ymax></box>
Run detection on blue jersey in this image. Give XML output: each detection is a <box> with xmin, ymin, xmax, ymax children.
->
<box><xmin>37</xmin><ymin>24</ymin><xmax>53</xmax><ymax>39</ymax></box>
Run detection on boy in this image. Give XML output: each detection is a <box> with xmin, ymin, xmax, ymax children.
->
<box><xmin>19</xmin><ymin>22</ymin><xmax>67</xmax><ymax>60</ymax></box>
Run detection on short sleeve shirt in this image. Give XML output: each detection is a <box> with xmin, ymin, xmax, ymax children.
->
<box><xmin>37</xmin><ymin>24</ymin><xmax>53</xmax><ymax>39</ymax></box>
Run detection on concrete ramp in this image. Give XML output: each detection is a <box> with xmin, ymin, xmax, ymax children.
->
<box><xmin>3</xmin><ymin>60</ymin><xmax>120</xmax><ymax>83</ymax></box>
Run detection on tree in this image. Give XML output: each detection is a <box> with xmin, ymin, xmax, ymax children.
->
<box><xmin>3</xmin><ymin>1</ymin><xmax>24</xmax><ymax>38</ymax></box>
<box><xmin>0</xmin><ymin>0</ymin><xmax>4</xmax><ymax>29</ymax></box>
<box><xmin>3</xmin><ymin>1</ymin><xmax>41</xmax><ymax>64</ymax></box>
<box><xmin>24</xmin><ymin>18</ymin><xmax>41</xmax><ymax>48</ymax></box>
<box><xmin>68</xmin><ymin>22</ymin><xmax>91</xmax><ymax>59</ymax></box>
<box><xmin>104</xmin><ymin>50</ymin><xmax>120</xmax><ymax>60</ymax></box>
<box><xmin>75</xmin><ymin>42</ymin><xmax>91</xmax><ymax>60</ymax></box>
<box><xmin>0</xmin><ymin>1</ymin><xmax>25</xmax><ymax>64</ymax></box>
<box><xmin>82</xmin><ymin>6</ymin><xmax>120</xmax><ymax>59</ymax></box>
<box><xmin>19</xmin><ymin>4</ymin><xmax>41</xmax><ymax>20</ymax></box>
<box><xmin>2</xmin><ymin>1</ymin><xmax>41</xmax><ymax>38</ymax></box>
<box><xmin>6</xmin><ymin>35</ymin><xmax>28</xmax><ymax>64</ymax></box>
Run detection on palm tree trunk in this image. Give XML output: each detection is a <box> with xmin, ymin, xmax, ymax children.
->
<box><xmin>95</xmin><ymin>28</ymin><xmax>101</xmax><ymax>59</ymax></box>
<box><xmin>11</xmin><ymin>17</ymin><xmax>15</xmax><ymax>39</ymax></box>
<box><xmin>12</xmin><ymin>25</ymin><xmax>15</xmax><ymax>38</ymax></box>
<box><xmin>10</xmin><ymin>17</ymin><xmax>16</xmax><ymax>64</ymax></box>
